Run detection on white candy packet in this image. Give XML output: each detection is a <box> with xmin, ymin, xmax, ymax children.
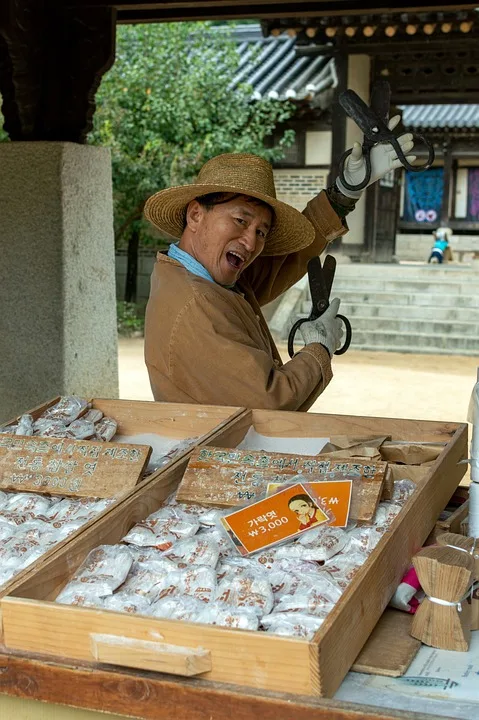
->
<box><xmin>197</xmin><ymin>602</ymin><xmax>259</xmax><ymax>630</ymax></box>
<box><xmin>216</xmin><ymin>569</ymin><xmax>274</xmax><ymax>616</ymax></box>
<box><xmin>60</xmin><ymin>544</ymin><xmax>133</xmax><ymax>597</ymax></box>
<box><xmin>123</xmin><ymin>507</ymin><xmax>200</xmax><ymax>551</ymax></box>
<box><xmin>164</xmin><ymin>536</ymin><xmax>220</xmax><ymax>569</ymax></box>
<box><xmin>262</xmin><ymin>612</ymin><xmax>325</xmax><ymax>639</ymax></box>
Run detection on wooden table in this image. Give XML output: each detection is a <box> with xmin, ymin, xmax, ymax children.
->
<box><xmin>0</xmin><ymin>650</ymin><xmax>445</xmax><ymax>720</ymax></box>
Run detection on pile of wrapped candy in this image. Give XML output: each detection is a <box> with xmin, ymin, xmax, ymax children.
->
<box><xmin>0</xmin><ymin>491</ymin><xmax>113</xmax><ymax>589</ymax></box>
<box><xmin>56</xmin><ymin>479</ymin><xmax>416</xmax><ymax>639</ymax></box>
<box><xmin>1</xmin><ymin>396</ymin><xmax>118</xmax><ymax>442</ymax></box>
<box><xmin>1</xmin><ymin>396</ymin><xmax>199</xmax><ymax>475</ymax></box>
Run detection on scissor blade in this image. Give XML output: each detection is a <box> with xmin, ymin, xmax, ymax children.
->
<box><xmin>307</xmin><ymin>256</ymin><xmax>330</xmax><ymax>317</ymax></box>
<box><xmin>339</xmin><ymin>89</ymin><xmax>390</xmax><ymax>139</ymax></box>
<box><xmin>322</xmin><ymin>254</ymin><xmax>336</xmax><ymax>299</ymax></box>
<box><xmin>370</xmin><ymin>80</ymin><xmax>391</xmax><ymax>126</ymax></box>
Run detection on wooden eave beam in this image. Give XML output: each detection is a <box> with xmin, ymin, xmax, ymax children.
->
<box><xmin>62</xmin><ymin>1</ymin><xmax>479</xmax><ymax>24</ymax></box>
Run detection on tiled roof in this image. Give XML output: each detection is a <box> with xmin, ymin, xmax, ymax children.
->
<box><xmin>400</xmin><ymin>104</ymin><xmax>479</xmax><ymax>130</ymax></box>
<box><xmin>229</xmin><ymin>25</ymin><xmax>479</xmax><ymax>130</ymax></box>
<box><xmin>230</xmin><ymin>25</ymin><xmax>335</xmax><ymax>101</ymax></box>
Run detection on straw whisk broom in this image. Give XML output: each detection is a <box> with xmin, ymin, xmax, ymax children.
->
<box><xmin>437</xmin><ymin>532</ymin><xmax>479</xmax><ymax>631</ymax></box>
<box><xmin>411</xmin><ymin>545</ymin><xmax>474</xmax><ymax>651</ymax></box>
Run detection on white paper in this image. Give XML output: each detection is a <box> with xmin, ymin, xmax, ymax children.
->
<box><xmin>364</xmin><ymin>631</ymin><xmax>479</xmax><ymax>703</ymax></box>
<box><xmin>114</xmin><ymin>433</ymin><xmax>183</xmax><ymax>473</ymax></box>
<box><xmin>237</xmin><ymin>427</ymin><xmax>329</xmax><ymax>456</ymax></box>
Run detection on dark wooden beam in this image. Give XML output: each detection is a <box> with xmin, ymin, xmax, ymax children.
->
<box><xmin>0</xmin><ymin>651</ymin><xmax>431</xmax><ymax>720</ymax></box>
<box><xmin>61</xmin><ymin>1</ymin><xmax>479</xmax><ymax>24</ymax></box>
<box><xmin>440</xmin><ymin>140</ymin><xmax>453</xmax><ymax>225</ymax></box>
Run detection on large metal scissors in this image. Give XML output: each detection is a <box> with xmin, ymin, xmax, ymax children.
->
<box><xmin>288</xmin><ymin>255</ymin><xmax>352</xmax><ymax>359</ymax></box>
<box><xmin>337</xmin><ymin>80</ymin><xmax>435</xmax><ymax>193</ymax></box>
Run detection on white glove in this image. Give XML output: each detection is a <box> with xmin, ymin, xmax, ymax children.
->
<box><xmin>298</xmin><ymin>298</ymin><xmax>344</xmax><ymax>358</ymax></box>
<box><xmin>336</xmin><ymin>115</ymin><xmax>417</xmax><ymax>199</ymax></box>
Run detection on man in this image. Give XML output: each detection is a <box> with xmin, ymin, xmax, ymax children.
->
<box><xmin>144</xmin><ymin>120</ymin><xmax>415</xmax><ymax>410</ymax></box>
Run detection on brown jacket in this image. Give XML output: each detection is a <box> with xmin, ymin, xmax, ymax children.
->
<box><xmin>145</xmin><ymin>191</ymin><xmax>347</xmax><ymax>411</ymax></box>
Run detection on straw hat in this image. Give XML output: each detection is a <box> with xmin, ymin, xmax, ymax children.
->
<box><xmin>144</xmin><ymin>153</ymin><xmax>315</xmax><ymax>256</ymax></box>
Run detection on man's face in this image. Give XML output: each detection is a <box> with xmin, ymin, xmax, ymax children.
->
<box><xmin>183</xmin><ymin>196</ymin><xmax>273</xmax><ymax>285</ymax></box>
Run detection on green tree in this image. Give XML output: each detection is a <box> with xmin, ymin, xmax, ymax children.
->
<box><xmin>90</xmin><ymin>22</ymin><xmax>295</xmax><ymax>302</ymax></box>
<box><xmin>0</xmin><ymin>104</ymin><xmax>8</xmax><ymax>142</ymax></box>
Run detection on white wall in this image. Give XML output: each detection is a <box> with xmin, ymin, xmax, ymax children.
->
<box><xmin>305</xmin><ymin>130</ymin><xmax>332</xmax><ymax>166</ymax></box>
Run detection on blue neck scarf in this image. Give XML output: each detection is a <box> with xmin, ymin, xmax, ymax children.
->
<box><xmin>168</xmin><ymin>243</ymin><xmax>215</xmax><ymax>283</ymax></box>
<box><xmin>167</xmin><ymin>243</ymin><xmax>235</xmax><ymax>289</ymax></box>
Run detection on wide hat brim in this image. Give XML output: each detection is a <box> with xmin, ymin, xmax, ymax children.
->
<box><xmin>144</xmin><ymin>182</ymin><xmax>315</xmax><ymax>256</ymax></box>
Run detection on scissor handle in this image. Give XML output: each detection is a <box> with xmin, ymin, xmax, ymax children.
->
<box><xmin>335</xmin><ymin>314</ymin><xmax>352</xmax><ymax>355</ymax></box>
<box><xmin>287</xmin><ymin>313</ymin><xmax>353</xmax><ymax>358</ymax></box>
<box><xmin>337</xmin><ymin>146</ymin><xmax>372</xmax><ymax>192</ymax></box>
<box><xmin>287</xmin><ymin>317</ymin><xmax>308</xmax><ymax>359</ymax></box>
<box><xmin>388</xmin><ymin>132</ymin><xmax>435</xmax><ymax>173</ymax></box>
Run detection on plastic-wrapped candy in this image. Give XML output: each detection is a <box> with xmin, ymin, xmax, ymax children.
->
<box><xmin>197</xmin><ymin>527</ymin><xmax>233</xmax><ymax>560</ymax></box>
<box><xmin>15</xmin><ymin>414</ymin><xmax>34</xmax><ymax>436</ymax></box>
<box><xmin>62</xmin><ymin>545</ymin><xmax>133</xmax><ymax>597</ymax></box>
<box><xmin>216</xmin><ymin>569</ymin><xmax>274</xmax><ymax>616</ymax></box>
<box><xmin>344</xmin><ymin>525</ymin><xmax>387</xmax><ymax>555</ymax></box>
<box><xmin>266</xmin><ymin>558</ymin><xmax>323</xmax><ymax>600</ymax></box>
<box><xmin>262</xmin><ymin>612</ymin><xmax>325</xmax><ymax>640</ymax></box>
<box><xmin>272</xmin><ymin>576</ymin><xmax>342</xmax><ymax>616</ymax></box>
<box><xmin>67</xmin><ymin>419</ymin><xmax>96</xmax><ymax>440</ymax></box>
<box><xmin>152</xmin><ymin>565</ymin><xmax>216</xmax><ymax>604</ymax></box>
<box><xmin>33</xmin><ymin>419</ymin><xmax>69</xmax><ymax>438</ymax></box>
<box><xmin>198</xmin><ymin>508</ymin><xmax>225</xmax><ymax>527</ymax></box>
<box><xmin>95</xmin><ymin>417</ymin><xmax>118</xmax><ymax>442</ymax></box>
<box><xmin>6</xmin><ymin>492</ymin><xmax>52</xmax><ymax>517</ymax></box>
<box><xmin>252</xmin><ymin>547</ymin><xmax>280</xmax><ymax>572</ymax></box>
<box><xmin>323</xmin><ymin>552</ymin><xmax>366</xmax><ymax>590</ymax></box>
<box><xmin>122</xmin><ymin>507</ymin><xmax>200</xmax><ymax>551</ymax></box>
<box><xmin>43</xmin><ymin>396</ymin><xmax>89</xmax><ymax>425</ymax></box>
<box><xmin>216</xmin><ymin>556</ymin><xmax>254</xmax><ymax>582</ymax></box>
<box><xmin>127</xmin><ymin>547</ymin><xmax>177</xmax><ymax>573</ymax></box>
<box><xmin>0</xmin><ymin>491</ymin><xmax>9</xmax><ymax>510</ymax></box>
<box><xmin>373</xmin><ymin>502</ymin><xmax>403</xmax><ymax>528</ymax></box>
<box><xmin>0</xmin><ymin>520</ymin><xmax>14</xmax><ymax>542</ymax></box>
<box><xmin>149</xmin><ymin>595</ymin><xmax>206</xmax><ymax>621</ymax></box>
<box><xmin>56</xmin><ymin>585</ymin><xmax>105</xmax><ymax>607</ymax></box>
<box><xmin>391</xmin><ymin>479</ymin><xmax>416</xmax><ymax>505</ymax></box>
<box><xmin>117</xmin><ymin>565</ymin><xmax>171</xmax><ymax>599</ymax></box>
<box><xmin>103</xmin><ymin>593</ymin><xmax>151</xmax><ymax>616</ymax></box>
<box><xmin>197</xmin><ymin>602</ymin><xmax>259</xmax><ymax>630</ymax></box>
<box><xmin>84</xmin><ymin>409</ymin><xmax>104</xmax><ymax>424</ymax></box>
<box><xmin>164</xmin><ymin>536</ymin><xmax>219</xmax><ymax>569</ymax></box>
<box><xmin>275</xmin><ymin>526</ymin><xmax>348</xmax><ymax>564</ymax></box>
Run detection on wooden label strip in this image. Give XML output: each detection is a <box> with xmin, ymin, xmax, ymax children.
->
<box><xmin>177</xmin><ymin>446</ymin><xmax>387</xmax><ymax>523</ymax></box>
<box><xmin>0</xmin><ymin>434</ymin><xmax>151</xmax><ymax>498</ymax></box>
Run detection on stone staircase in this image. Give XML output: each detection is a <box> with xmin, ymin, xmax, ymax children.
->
<box><xmin>274</xmin><ymin>263</ymin><xmax>479</xmax><ymax>355</ymax></box>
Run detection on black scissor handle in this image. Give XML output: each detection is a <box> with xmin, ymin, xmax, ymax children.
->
<box><xmin>388</xmin><ymin>132</ymin><xmax>435</xmax><ymax>173</ymax></box>
<box><xmin>287</xmin><ymin>313</ymin><xmax>353</xmax><ymax>359</ymax></box>
<box><xmin>337</xmin><ymin>146</ymin><xmax>372</xmax><ymax>192</ymax></box>
<box><xmin>288</xmin><ymin>317</ymin><xmax>308</xmax><ymax>359</ymax></box>
<box><xmin>335</xmin><ymin>313</ymin><xmax>352</xmax><ymax>355</ymax></box>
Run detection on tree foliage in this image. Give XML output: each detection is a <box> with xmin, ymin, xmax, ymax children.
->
<box><xmin>90</xmin><ymin>22</ymin><xmax>295</xmax><ymax>250</ymax></box>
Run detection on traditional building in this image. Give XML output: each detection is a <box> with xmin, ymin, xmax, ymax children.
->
<box><xmin>229</xmin><ymin>22</ymin><xmax>479</xmax><ymax>262</ymax></box>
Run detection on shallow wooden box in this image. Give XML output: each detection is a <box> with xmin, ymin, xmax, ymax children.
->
<box><xmin>1</xmin><ymin>410</ymin><xmax>467</xmax><ymax>698</ymax></box>
<box><xmin>427</xmin><ymin>486</ymin><xmax>470</xmax><ymax>543</ymax></box>
<box><xmin>0</xmin><ymin>399</ymin><xmax>241</xmax><ymax>602</ymax></box>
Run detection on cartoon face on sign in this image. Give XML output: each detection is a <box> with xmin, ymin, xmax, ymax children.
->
<box><xmin>288</xmin><ymin>493</ymin><xmax>324</xmax><ymax>531</ymax></box>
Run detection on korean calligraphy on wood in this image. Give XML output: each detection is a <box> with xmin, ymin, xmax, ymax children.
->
<box><xmin>177</xmin><ymin>447</ymin><xmax>387</xmax><ymax>523</ymax></box>
<box><xmin>0</xmin><ymin>434</ymin><xmax>151</xmax><ymax>498</ymax></box>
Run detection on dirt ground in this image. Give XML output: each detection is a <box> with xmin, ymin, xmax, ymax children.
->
<box><xmin>119</xmin><ymin>337</ymin><xmax>477</xmax><ymax>424</ymax></box>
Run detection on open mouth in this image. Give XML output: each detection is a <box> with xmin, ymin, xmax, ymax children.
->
<box><xmin>226</xmin><ymin>251</ymin><xmax>246</xmax><ymax>271</ymax></box>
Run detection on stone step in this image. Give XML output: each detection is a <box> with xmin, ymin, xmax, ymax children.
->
<box><xmin>301</xmin><ymin>301</ymin><xmax>479</xmax><ymax>322</ymax></box>
<box><xmin>308</xmin><ymin>290</ymin><xmax>479</xmax><ymax>309</ymax></box>
<box><xmin>320</xmin><ymin>278</ymin><xmax>472</xmax><ymax>294</ymax></box>
<box><xmin>347</xmin><ymin>329</ymin><xmax>479</xmax><ymax>354</ymax></box>
<box><xmin>334</xmin><ymin>263</ymin><xmax>479</xmax><ymax>280</ymax></box>
<box><xmin>291</xmin><ymin>312</ymin><xmax>479</xmax><ymax>340</ymax></box>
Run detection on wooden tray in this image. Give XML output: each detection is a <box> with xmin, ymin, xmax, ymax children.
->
<box><xmin>1</xmin><ymin>410</ymin><xmax>467</xmax><ymax>698</ymax></box>
<box><xmin>0</xmin><ymin>399</ymin><xmax>241</xmax><ymax>606</ymax></box>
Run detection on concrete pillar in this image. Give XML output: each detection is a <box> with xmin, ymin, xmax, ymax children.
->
<box><xmin>0</xmin><ymin>142</ymin><xmax>118</xmax><ymax>422</ymax></box>
<box><xmin>342</xmin><ymin>55</ymin><xmax>371</xmax><ymax>251</ymax></box>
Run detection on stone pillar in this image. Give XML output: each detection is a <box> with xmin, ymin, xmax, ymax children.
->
<box><xmin>342</xmin><ymin>54</ymin><xmax>371</xmax><ymax>256</ymax></box>
<box><xmin>0</xmin><ymin>142</ymin><xmax>118</xmax><ymax>422</ymax></box>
